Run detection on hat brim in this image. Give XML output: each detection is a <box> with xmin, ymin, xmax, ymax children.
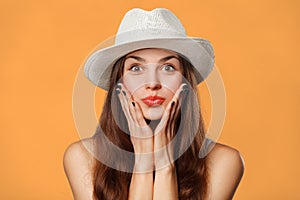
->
<box><xmin>84</xmin><ymin>37</ymin><xmax>214</xmax><ymax>90</ymax></box>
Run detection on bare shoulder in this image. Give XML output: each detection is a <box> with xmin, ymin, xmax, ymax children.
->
<box><xmin>63</xmin><ymin>137</ymin><xmax>95</xmax><ymax>200</ymax></box>
<box><xmin>205</xmin><ymin>143</ymin><xmax>245</xmax><ymax>200</ymax></box>
<box><xmin>206</xmin><ymin>143</ymin><xmax>244</xmax><ymax>166</ymax></box>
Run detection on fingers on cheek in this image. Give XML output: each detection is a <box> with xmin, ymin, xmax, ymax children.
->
<box><xmin>165</xmin><ymin>100</ymin><xmax>175</xmax><ymax>113</ymax></box>
<box><xmin>130</xmin><ymin>102</ymin><xmax>138</xmax><ymax>123</ymax></box>
<box><xmin>116</xmin><ymin>89</ymin><xmax>124</xmax><ymax>109</ymax></box>
<box><xmin>118</xmin><ymin>86</ymin><xmax>142</xmax><ymax>127</ymax></box>
<box><xmin>170</xmin><ymin>83</ymin><xmax>187</xmax><ymax>111</ymax></box>
<box><xmin>134</xmin><ymin>103</ymin><xmax>145</xmax><ymax>126</ymax></box>
<box><xmin>116</xmin><ymin>87</ymin><xmax>133</xmax><ymax>123</ymax></box>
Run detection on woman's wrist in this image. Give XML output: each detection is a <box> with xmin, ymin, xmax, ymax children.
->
<box><xmin>154</xmin><ymin>146</ymin><xmax>175</xmax><ymax>170</ymax></box>
<box><xmin>155</xmin><ymin>164</ymin><xmax>176</xmax><ymax>175</ymax></box>
<box><xmin>133</xmin><ymin>153</ymin><xmax>154</xmax><ymax>173</ymax></box>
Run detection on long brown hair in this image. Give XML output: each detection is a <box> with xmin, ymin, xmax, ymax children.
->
<box><xmin>92</xmin><ymin>50</ymin><xmax>209</xmax><ymax>200</ymax></box>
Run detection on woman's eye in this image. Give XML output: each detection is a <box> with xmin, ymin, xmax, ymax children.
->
<box><xmin>162</xmin><ymin>64</ymin><xmax>175</xmax><ymax>71</ymax></box>
<box><xmin>129</xmin><ymin>65</ymin><xmax>142</xmax><ymax>72</ymax></box>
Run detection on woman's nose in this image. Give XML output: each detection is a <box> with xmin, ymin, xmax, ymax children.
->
<box><xmin>144</xmin><ymin>71</ymin><xmax>162</xmax><ymax>90</ymax></box>
<box><xmin>145</xmin><ymin>81</ymin><xmax>162</xmax><ymax>90</ymax></box>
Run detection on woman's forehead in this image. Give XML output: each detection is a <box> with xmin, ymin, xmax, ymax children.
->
<box><xmin>125</xmin><ymin>48</ymin><xmax>179</xmax><ymax>62</ymax></box>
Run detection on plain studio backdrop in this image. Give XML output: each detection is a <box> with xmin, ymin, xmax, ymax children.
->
<box><xmin>0</xmin><ymin>0</ymin><xmax>299</xmax><ymax>199</ymax></box>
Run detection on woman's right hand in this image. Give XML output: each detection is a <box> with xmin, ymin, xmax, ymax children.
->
<box><xmin>116</xmin><ymin>83</ymin><xmax>154</xmax><ymax>172</ymax></box>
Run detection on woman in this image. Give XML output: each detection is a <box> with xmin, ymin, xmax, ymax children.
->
<box><xmin>64</xmin><ymin>8</ymin><xmax>244</xmax><ymax>200</ymax></box>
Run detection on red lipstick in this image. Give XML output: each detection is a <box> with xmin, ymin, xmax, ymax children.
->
<box><xmin>141</xmin><ymin>96</ymin><xmax>165</xmax><ymax>107</ymax></box>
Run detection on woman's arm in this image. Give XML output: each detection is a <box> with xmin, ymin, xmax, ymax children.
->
<box><xmin>127</xmin><ymin>132</ymin><xmax>155</xmax><ymax>200</ymax></box>
<box><xmin>206</xmin><ymin>143</ymin><xmax>245</xmax><ymax>200</ymax></box>
<box><xmin>117</xmin><ymin>84</ymin><xmax>155</xmax><ymax>199</ymax></box>
<box><xmin>152</xmin><ymin>134</ymin><xmax>179</xmax><ymax>200</ymax></box>
<box><xmin>128</xmin><ymin>171</ymin><xmax>153</xmax><ymax>200</ymax></box>
<box><xmin>153</xmin><ymin>165</ymin><xmax>178</xmax><ymax>200</ymax></box>
<box><xmin>128</xmin><ymin>151</ymin><xmax>154</xmax><ymax>200</ymax></box>
<box><xmin>151</xmin><ymin>84</ymin><xmax>184</xmax><ymax>200</ymax></box>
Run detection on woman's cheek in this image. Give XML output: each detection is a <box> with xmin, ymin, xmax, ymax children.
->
<box><xmin>161</xmin><ymin>80</ymin><xmax>181</xmax><ymax>94</ymax></box>
<box><xmin>123</xmin><ymin>75</ymin><xmax>145</xmax><ymax>94</ymax></box>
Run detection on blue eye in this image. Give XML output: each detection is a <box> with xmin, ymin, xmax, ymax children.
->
<box><xmin>130</xmin><ymin>65</ymin><xmax>142</xmax><ymax>72</ymax></box>
<box><xmin>162</xmin><ymin>64</ymin><xmax>175</xmax><ymax>71</ymax></box>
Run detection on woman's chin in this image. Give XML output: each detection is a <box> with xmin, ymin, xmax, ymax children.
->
<box><xmin>143</xmin><ymin>106</ymin><xmax>164</xmax><ymax>121</ymax></box>
<box><xmin>144</xmin><ymin>115</ymin><xmax>162</xmax><ymax>121</ymax></box>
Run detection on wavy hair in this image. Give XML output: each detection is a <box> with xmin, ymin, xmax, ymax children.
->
<box><xmin>92</xmin><ymin>50</ymin><xmax>209</xmax><ymax>200</ymax></box>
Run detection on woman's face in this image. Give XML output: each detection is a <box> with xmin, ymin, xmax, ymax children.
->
<box><xmin>122</xmin><ymin>48</ymin><xmax>183</xmax><ymax>120</ymax></box>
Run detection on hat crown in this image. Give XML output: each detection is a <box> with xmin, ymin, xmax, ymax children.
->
<box><xmin>84</xmin><ymin>8</ymin><xmax>214</xmax><ymax>91</ymax></box>
<box><xmin>116</xmin><ymin>8</ymin><xmax>187</xmax><ymax>44</ymax></box>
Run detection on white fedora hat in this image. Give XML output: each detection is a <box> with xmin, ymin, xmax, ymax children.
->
<box><xmin>84</xmin><ymin>8</ymin><xmax>215</xmax><ymax>90</ymax></box>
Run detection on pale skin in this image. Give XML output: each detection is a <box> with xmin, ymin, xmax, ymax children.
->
<box><xmin>63</xmin><ymin>49</ymin><xmax>245</xmax><ymax>200</ymax></box>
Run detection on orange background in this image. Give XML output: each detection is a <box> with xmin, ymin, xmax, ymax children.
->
<box><xmin>1</xmin><ymin>0</ymin><xmax>299</xmax><ymax>199</ymax></box>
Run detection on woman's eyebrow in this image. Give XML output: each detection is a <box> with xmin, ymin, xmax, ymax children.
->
<box><xmin>125</xmin><ymin>55</ymin><xmax>179</xmax><ymax>63</ymax></box>
<box><xmin>159</xmin><ymin>55</ymin><xmax>179</xmax><ymax>63</ymax></box>
<box><xmin>125</xmin><ymin>56</ymin><xmax>146</xmax><ymax>62</ymax></box>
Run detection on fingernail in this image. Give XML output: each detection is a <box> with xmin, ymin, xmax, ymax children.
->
<box><xmin>180</xmin><ymin>89</ymin><xmax>188</xmax><ymax>96</ymax></box>
<box><xmin>171</xmin><ymin>101</ymin><xmax>175</xmax><ymax>107</ymax></box>
<box><xmin>181</xmin><ymin>85</ymin><xmax>189</xmax><ymax>94</ymax></box>
<box><xmin>122</xmin><ymin>91</ymin><xmax>126</xmax><ymax>96</ymax></box>
<box><xmin>132</xmin><ymin>102</ymin><xmax>135</xmax><ymax>107</ymax></box>
<box><xmin>116</xmin><ymin>84</ymin><xmax>121</xmax><ymax>89</ymax></box>
<box><xmin>116</xmin><ymin>89</ymin><xmax>120</xmax><ymax>95</ymax></box>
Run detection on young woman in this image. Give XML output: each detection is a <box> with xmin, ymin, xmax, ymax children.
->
<box><xmin>64</xmin><ymin>8</ymin><xmax>244</xmax><ymax>200</ymax></box>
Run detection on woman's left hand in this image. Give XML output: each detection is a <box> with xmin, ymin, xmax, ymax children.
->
<box><xmin>153</xmin><ymin>83</ymin><xmax>187</xmax><ymax>170</ymax></box>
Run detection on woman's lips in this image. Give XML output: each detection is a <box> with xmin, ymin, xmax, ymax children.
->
<box><xmin>141</xmin><ymin>96</ymin><xmax>165</xmax><ymax>107</ymax></box>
